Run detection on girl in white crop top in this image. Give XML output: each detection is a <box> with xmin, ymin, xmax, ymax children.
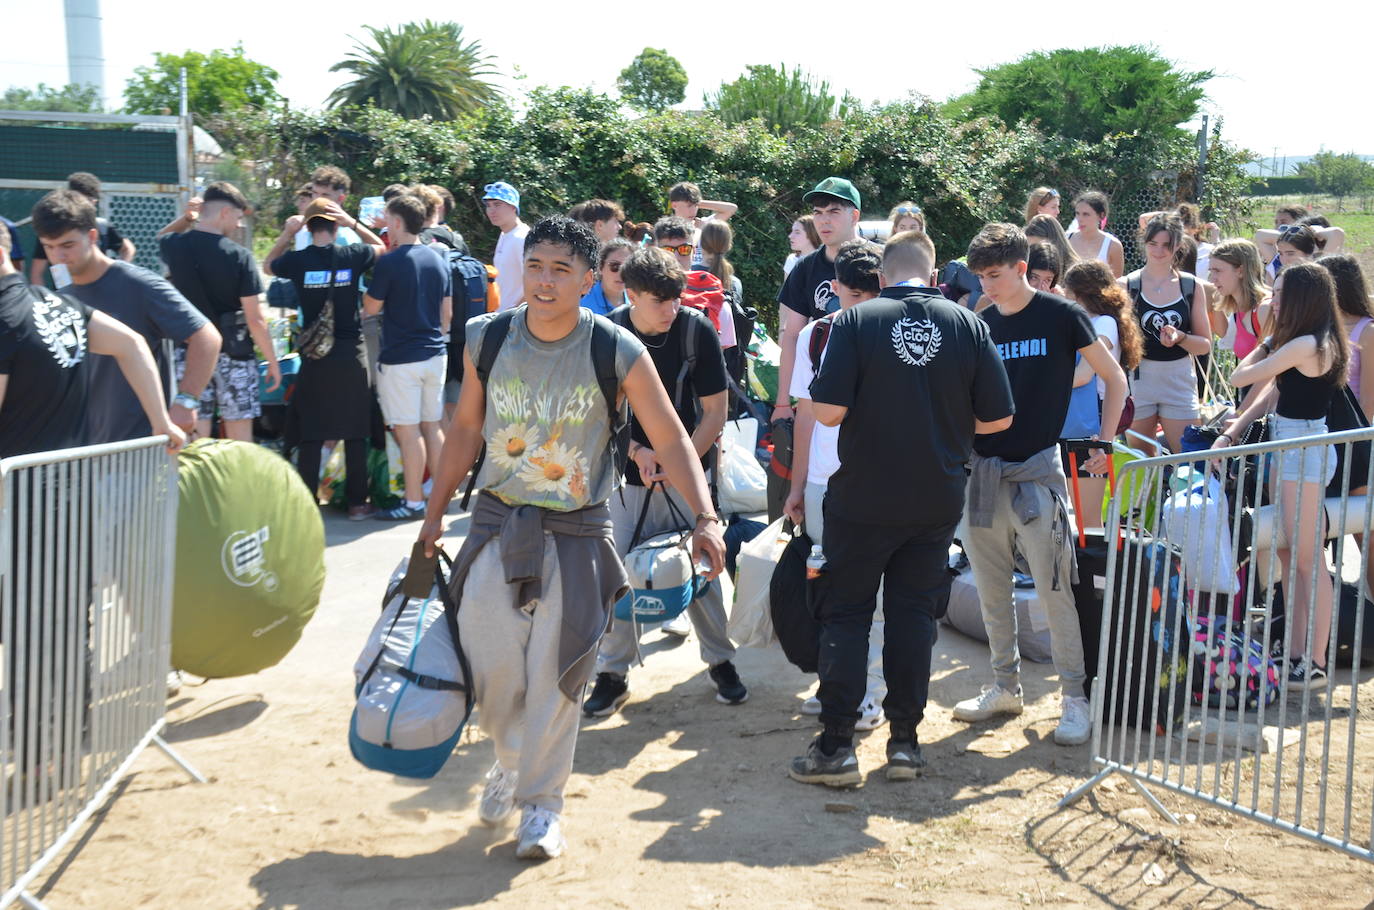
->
<box><xmin>1068</xmin><ymin>190</ymin><xmax>1124</xmax><ymax>277</ymax></box>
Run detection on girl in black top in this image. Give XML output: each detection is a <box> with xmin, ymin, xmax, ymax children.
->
<box><xmin>1120</xmin><ymin>214</ymin><xmax>1212</xmax><ymax>453</ymax></box>
<box><xmin>1215</xmin><ymin>262</ymin><xmax>1350</xmax><ymax>691</ymax></box>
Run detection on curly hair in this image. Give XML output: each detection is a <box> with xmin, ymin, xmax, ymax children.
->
<box><xmin>524</xmin><ymin>215</ymin><xmax>600</xmax><ymax>270</ymax></box>
<box><xmin>1063</xmin><ymin>260</ymin><xmax>1144</xmax><ymax>372</ymax></box>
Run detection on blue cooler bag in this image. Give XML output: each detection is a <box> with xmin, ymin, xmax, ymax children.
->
<box><xmin>350</xmin><ymin>552</ymin><xmax>473</xmax><ymax>778</ymax></box>
<box><xmin>614</xmin><ymin>484</ymin><xmax>705</xmax><ymax>623</ymax></box>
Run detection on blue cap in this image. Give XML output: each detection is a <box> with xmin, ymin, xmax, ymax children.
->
<box><xmin>483</xmin><ymin>181</ymin><xmax>520</xmax><ymax>211</ymax></box>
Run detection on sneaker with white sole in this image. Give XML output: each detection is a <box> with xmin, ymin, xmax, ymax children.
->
<box><xmin>855</xmin><ymin>698</ymin><xmax>886</xmax><ymax>732</ymax></box>
<box><xmin>661</xmin><ymin>613</ymin><xmax>691</xmax><ymax>638</ymax></box>
<box><xmin>787</xmin><ymin>737</ymin><xmax>861</xmax><ymax>787</ymax></box>
<box><xmin>952</xmin><ymin>684</ymin><xmax>1024</xmax><ymax>723</ymax></box>
<box><xmin>478</xmin><ymin>762</ymin><xmax>518</xmax><ymax>827</ymax></box>
<box><xmin>1054</xmin><ymin>695</ymin><xmax>1092</xmax><ymax>746</ymax></box>
<box><xmin>514</xmin><ymin>806</ymin><xmax>566</xmax><ymax>860</ymax></box>
<box><xmin>1287</xmin><ymin>657</ymin><xmax>1328</xmax><ymax>692</ymax></box>
<box><xmin>800</xmin><ymin>695</ymin><xmax>822</xmax><ymax>715</ymax></box>
<box><xmin>884</xmin><ymin>739</ymin><xmax>926</xmax><ymax>782</ymax></box>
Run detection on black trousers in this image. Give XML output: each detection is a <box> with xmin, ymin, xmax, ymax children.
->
<box><xmin>296</xmin><ymin>438</ymin><xmax>368</xmax><ymax>507</ymax></box>
<box><xmin>816</xmin><ymin>509</ymin><xmax>957</xmax><ymax>738</ymax></box>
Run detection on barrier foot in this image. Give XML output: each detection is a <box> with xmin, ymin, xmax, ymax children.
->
<box><xmin>1059</xmin><ymin>767</ymin><xmax>1115</xmax><ymax>809</ymax></box>
<box><xmin>17</xmin><ymin>891</ymin><xmax>49</xmax><ymax>909</ymax></box>
<box><xmin>152</xmin><ymin>735</ymin><xmax>207</xmax><ymax>784</ymax></box>
<box><xmin>1128</xmin><ymin>777</ymin><xmax>1181</xmax><ymax>825</ymax></box>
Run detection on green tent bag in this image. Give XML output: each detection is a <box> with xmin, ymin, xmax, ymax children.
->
<box><xmin>173</xmin><ymin>439</ymin><xmax>325</xmax><ymax>678</ymax></box>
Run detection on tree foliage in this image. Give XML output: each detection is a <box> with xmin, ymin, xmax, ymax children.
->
<box><xmin>947</xmin><ymin>45</ymin><xmax>1211</xmax><ymax>143</ymax></box>
<box><xmin>211</xmin><ymin>89</ymin><xmax>1252</xmax><ymax>337</ymax></box>
<box><xmin>123</xmin><ymin>45</ymin><xmax>281</xmax><ymax>118</ymax></box>
<box><xmin>706</xmin><ymin>64</ymin><xmax>857</xmax><ymax>135</ymax></box>
<box><xmin>1297</xmin><ymin>151</ymin><xmax>1374</xmax><ymax>202</ymax></box>
<box><xmin>617</xmin><ymin>48</ymin><xmax>687</xmax><ymax>113</ymax></box>
<box><xmin>1</xmin><ymin>83</ymin><xmax>102</xmax><ymax>113</ymax></box>
<box><xmin>329</xmin><ymin>21</ymin><xmax>500</xmax><ymax>121</ymax></box>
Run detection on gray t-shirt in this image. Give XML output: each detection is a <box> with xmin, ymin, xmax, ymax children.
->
<box><xmin>64</xmin><ymin>261</ymin><xmax>208</xmax><ymax>443</ymax></box>
<box><xmin>467</xmin><ymin>307</ymin><xmax>645</xmax><ymax>510</ymax></box>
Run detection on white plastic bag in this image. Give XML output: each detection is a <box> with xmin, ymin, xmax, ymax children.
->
<box><xmin>1161</xmin><ymin>475</ymin><xmax>1239</xmax><ymax>595</ymax></box>
<box><xmin>729</xmin><ymin>516</ymin><xmax>787</xmax><ymax>649</ymax></box>
<box><xmin>718</xmin><ymin>418</ymin><xmax>767</xmax><ymax>516</ymax></box>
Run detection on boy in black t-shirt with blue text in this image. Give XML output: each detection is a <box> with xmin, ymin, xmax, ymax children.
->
<box><xmin>956</xmin><ymin>223</ymin><xmax>1128</xmax><ymax>747</ymax></box>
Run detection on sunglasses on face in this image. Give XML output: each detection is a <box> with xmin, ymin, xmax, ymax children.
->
<box><xmin>605</xmin><ymin>261</ymin><xmax>623</xmax><ymax>273</ymax></box>
<box><xmin>894</xmin><ymin>205</ymin><xmax>922</xmax><ymax>216</ymax></box>
<box><xmin>660</xmin><ymin>243</ymin><xmax>693</xmax><ymax>256</ymax></box>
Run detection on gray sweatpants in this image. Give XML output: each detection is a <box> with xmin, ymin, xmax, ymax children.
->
<box><xmin>806</xmin><ymin>481</ymin><xmax>886</xmax><ymax>704</ymax></box>
<box><xmin>963</xmin><ymin>478</ymin><xmax>1086</xmax><ymax>698</ymax></box>
<box><xmin>458</xmin><ymin>537</ymin><xmax>582</xmax><ymax>814</ymax></box>
<box><xmin>597</xmin><ymin>483</ymin><xmax>734</xmax><ymax>676</ymax></box>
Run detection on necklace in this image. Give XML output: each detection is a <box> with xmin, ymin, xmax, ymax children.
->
<box><xmin>1143</xmin><ymin>268</ymin><xmax>1176</xmax><ymax>299</ymax></box>
<box><xmin>635</xmin><ymin>324</ymin><xmax>669</xmax><ymax>348</ymax></box>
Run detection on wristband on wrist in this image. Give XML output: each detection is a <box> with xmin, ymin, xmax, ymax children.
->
<box><xmin>173</xmin><ymin>392</ymin><xmax>199</xmax><ymax>410</ymax></box>
<box><xmin>694</xmin><ymin>512</ymin><xmax>720</xmax><ymax>526</ymax></box>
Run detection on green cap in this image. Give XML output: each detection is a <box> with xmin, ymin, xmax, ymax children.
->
<box><xmin>803</xmin><ymin>177</ymin><xmax>861</xmax><ymax>210</ymax></box>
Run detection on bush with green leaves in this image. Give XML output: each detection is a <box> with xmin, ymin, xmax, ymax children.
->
<box><xmin>210</xmin><ymin>88</ymin><xmax>1252</xmax><ymax>335</ymax></box>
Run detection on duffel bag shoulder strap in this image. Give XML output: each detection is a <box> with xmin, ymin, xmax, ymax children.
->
<box><xmin>435</xmin><ymin>550</ymin><xmax>476</xmax><ymax>719</ymax></box>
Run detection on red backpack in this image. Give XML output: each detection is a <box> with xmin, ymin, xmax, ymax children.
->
<box><xmin>682</xmin><ymin>271</ymin><xmax>724</xmax><ymax>331</ymax></box>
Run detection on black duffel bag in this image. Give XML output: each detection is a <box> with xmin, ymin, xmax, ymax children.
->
<box><xmin>769</xmin><ymin>525</ymin><xmax>819</xmax><ymax>673</ymax></box>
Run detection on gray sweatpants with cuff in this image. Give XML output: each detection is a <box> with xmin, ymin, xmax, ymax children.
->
<box><xmin>806</xmin><ymin>481</ymin><xmax>887</xmax><ymax>705</ymax></box>
<box><xmin>458</xmin><ymin>536</ymin><xmax>582</xmax><ymax>814</ymax></box>
<box><xmin>597</xmin><ymin>483</ymin><xmax>734</xmax><ymax>676</ymax></box>
<box><xmin>963</xmin><ymin>478</ymin><xmax>1086</xmax><ymax>699</ymax></box>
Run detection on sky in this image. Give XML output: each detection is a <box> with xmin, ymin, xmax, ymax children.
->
<box><xmin>0</xmin><ymin>0</ymin><xmax>1366</xmax><ymax>162</ymax></box>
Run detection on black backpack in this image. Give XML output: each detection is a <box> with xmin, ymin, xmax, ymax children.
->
<box><xmin>443</xmin><ymin>249</ymin><xmax>497</xmax><ymax>383</ymax></box>
<box><xmin>460</xmin><ymin>308</ymin><xmax>626</xmax><ymax>508</ymax></box>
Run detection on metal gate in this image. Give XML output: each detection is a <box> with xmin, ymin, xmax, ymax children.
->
<box><xmin>0</xmin><ymin>109</ymin><xmax>192</xmax><ymax>275</ymax></box>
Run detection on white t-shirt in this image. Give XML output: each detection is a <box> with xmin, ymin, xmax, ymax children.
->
<box><xmin>1091</xmin><ymin>313</ymin><xmax>1119</xmax><ymax>399</ymax></box>
<box><xmin>791</xmin><ymin>320</ymin><xmax>840</xmax><ymax>485</ymax></box>
<box><xmin>294</xmin><ymin>224</ymin><xmax>362</xmax><ymax>250</ymax></box>
<box><xmin>717</xmin><ymin>296</ymin><xmax>737</xmax><ymax>349</ymax></box>
<box><xmin>493</xmin><ymin>220</ymin><xmax>530</xmax><ymax>310</ymax></box>
<box><xmin>783</xmin><ymin>253</ymin><xmax>801</xmax><ymax>277</ymax></box>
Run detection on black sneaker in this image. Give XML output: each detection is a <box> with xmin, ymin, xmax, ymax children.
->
<box><xmin>583</xmin><ymin>672</ymin><xmax>630</xmax><ymax>717</ymax></box>
<box><xmin>885</xmin><ymin>739</ymin><xmax>926</xmax><ymax>782</ymax></box>
<box><xmin>788</xmin><ymin>737</ymin><xmax>861</xmax><ymax>787</ymax></box>
<box><xmin>709</xmin><ymin>661</ymin><xmax>749</xmax><ymax>705</ymax></box>
<box><xmin>1287</xmin><ymin>658</ymin><xmax>1328</xmax><ymax>692</ymax></box>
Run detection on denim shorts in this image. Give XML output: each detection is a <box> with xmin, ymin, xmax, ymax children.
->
<box><xmin>1271</xmin><ymin>415</ymin><xmax>1336</xmax><ymax>486</ymax></box>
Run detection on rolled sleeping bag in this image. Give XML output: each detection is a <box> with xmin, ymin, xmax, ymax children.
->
<box><xmin>172</xmin><ymin>439</ymin><xmax>325</xmax><ymax>677</ymax></box>
<box><xmin>1249</xmin><ymin>495</ymin><xmax>1370</xmax><ymax>550</ymax></box>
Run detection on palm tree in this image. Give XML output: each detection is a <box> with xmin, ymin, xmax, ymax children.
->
<box><xmin>328</xmin><ymin>21</ymin><xmax>500</xmax><ymax>120</ymax></box>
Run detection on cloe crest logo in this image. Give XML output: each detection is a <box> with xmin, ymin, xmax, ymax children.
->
<box><xmin>891</xmin><ymin>317</ymin><xmax>942</xmax><ymax>366</ymax></box>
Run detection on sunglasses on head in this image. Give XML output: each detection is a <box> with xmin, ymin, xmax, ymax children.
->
<box><xmin>659</xmin><ymin>243</ymin><xmax>694</xmax><ymax>256</ymax></box>
<box><xmin>894</xmin><ymin>205</ymin><xmax>922</xmax><ymax>216</ymax></box>
<box><xmin>1278</xmin><ymin>224</ymin><xmax>1305</xmax><ymax>237</ymax></box>
<box><xmin>1042</xmin><ymin>189</ymin><xmax>1059</xmax><ymax>198</ymax></box>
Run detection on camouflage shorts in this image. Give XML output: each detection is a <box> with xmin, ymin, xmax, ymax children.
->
<box><xmin>175</xmin><ymin>348</ymin><xmax>261</xmax><ymax>421</ymax></box>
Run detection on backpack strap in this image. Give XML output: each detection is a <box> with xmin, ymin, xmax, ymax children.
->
<box><xmin>1180</xmin><ymin>273</ymin><xmax>1196</xmax><ymax>308</ymax></box>
<box><xmin>673</xmin><ymin>311</ymin><xmax>700</xmax><ymax>414</ymax></box>
<box><xmin>1125</xmin><ymin>272</ymin><xmax>1143</xmax><ymax>305</ymax></box>
<box><xmin>461</xmin><ymin>310</ymin><xmax>518</xmax><ymax>509</ymax></box>
<box><xmin>590</xmin><ymin>315</ymin><xmax>628</xmax><ymax>473</ymax></box>
<box><xmin>808</xmin><ymin>313</ymin><xmax>836</xmax><ymax>367</ymax></box>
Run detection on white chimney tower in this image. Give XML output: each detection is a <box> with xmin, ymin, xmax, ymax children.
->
<box><xmin>64</xmin><ymin>0</ymin><xmax>106</xmax><ymax>101</ymax></box>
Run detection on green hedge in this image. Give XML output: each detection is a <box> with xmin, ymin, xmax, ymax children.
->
<box><xmin>1247</xmin><ymin>175</ymin><xmax>1318</xmax><ymax>196</ymax></box>
<box><xmin>211</xmin><ymin>90</ymin><xmax>1252</xmax><ymax>335</ymax></box>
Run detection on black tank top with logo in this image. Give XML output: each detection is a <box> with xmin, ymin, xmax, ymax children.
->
<box><xmin>1127</xmin><ymin>272</ymin><xmax>1195</xmax><ymax>363</ymax></box>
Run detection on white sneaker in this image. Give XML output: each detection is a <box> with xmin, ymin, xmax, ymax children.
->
<box><xmin>1055</xmin><ymin>695</ymin><xmax>1093</xmax><ymax>746</ymax></box>
<box><xmin>514</xmin><ymin>806</ymin><xmax>566</xmax><ymax>859</ymax></box>
<box><xmin>952</xmin><ymin>684</ymin><xmax>1024</xmax><ymax>722</ymax></box>
<box><xmin>661</xmin><ymin>613</ymin><xmax>691</xmax><ymax>638</ymax></box>
<box><xmin>855</xmin><ymin>698</ymin><xmax>886</xmax><ymax>732</ymax></box>
<box><xmin>166</xmin><ymin>670</ymin><xmax>183</xmax><ymax>696</ymax></box>
<box><xmin>800</xmin><ymin>695</ymin><xmax>822</xmax><ymax>716</ymax></box>
<box><xmin>478</xmin><ymin>762</ymin><xmax>518</xmax><ymax>827</ymax></box>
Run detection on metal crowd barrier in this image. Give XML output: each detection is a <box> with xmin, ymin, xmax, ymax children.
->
<box><xmin>1061</xmin><ymin>425</ymin><xmax>1374</xmax><ymax>864</ymax></box>
<box><xmin>1</xmin><ymin>438</ymin><xmax>204</xmax><ymax>910</ymax></box>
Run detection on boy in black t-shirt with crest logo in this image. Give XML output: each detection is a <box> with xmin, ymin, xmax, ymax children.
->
<box><xmin>956</xmin><ymin>223</ymin><xmax>1128</xmax><ymax>747</ymax></box>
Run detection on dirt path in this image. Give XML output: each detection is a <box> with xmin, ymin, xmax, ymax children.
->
<box><xmin>29</xmin><ymin>506</ymin><xmax>1374</xmax><ymax>908</ymax></box>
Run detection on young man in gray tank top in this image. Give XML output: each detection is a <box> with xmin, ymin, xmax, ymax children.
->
<box><xmin>418</xmin><ymin>216</ymin><xmax>725</xmax><ymax>860</ymax></box>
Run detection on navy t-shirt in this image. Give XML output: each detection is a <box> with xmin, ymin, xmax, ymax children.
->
<box><xmin>369</xmin><ymin>243</ymin><xmax>451</xmax><ymax>364</ymax></box>
<box><xmin>975</xmin><ymin>291</ymin><xmax>1096</xmax><ymax>463</ymax></box>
